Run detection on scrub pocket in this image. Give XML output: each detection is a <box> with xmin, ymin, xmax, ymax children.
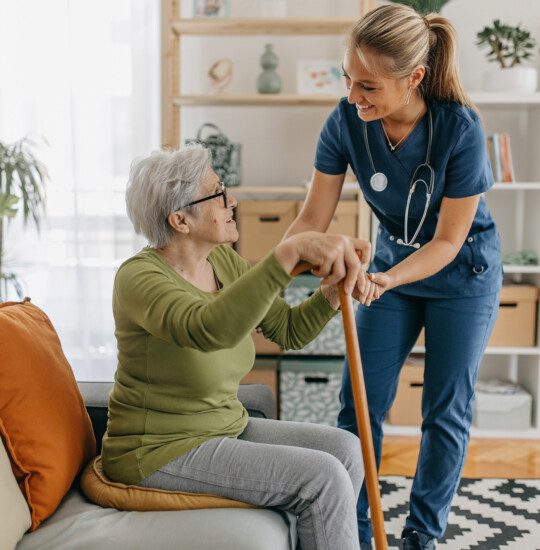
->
<box><xmin>462</xmin><ymin>227</ymin><xmax>503</xmax><ymax>295</ymax></box>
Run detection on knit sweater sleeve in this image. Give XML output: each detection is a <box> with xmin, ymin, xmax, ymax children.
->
<box><xmin>228</xmin><ymin>249</ymin><xmax>339</xmax><ymax>350</ymax></box>
<box><xmin>113</xmin><ymin>249</ymin><xmax>292</xmax><ymax>352</ymax></box>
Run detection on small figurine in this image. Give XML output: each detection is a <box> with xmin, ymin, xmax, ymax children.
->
<box><xmin>208</xmin><ymin>59</ymin><xmax>233</xmax><ymax>93</ymax></box>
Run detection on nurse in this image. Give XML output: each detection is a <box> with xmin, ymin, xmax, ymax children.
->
<box><xmin>284</xmin><ymin>4</ymin><xmax>503</xmax><ymax>550</ymax></box>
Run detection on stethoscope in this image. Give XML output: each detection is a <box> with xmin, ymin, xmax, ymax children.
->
<box><xmin>363</xmin><ymin>109</ymin><xmax>435</xmax><ymax>249</ymax></box>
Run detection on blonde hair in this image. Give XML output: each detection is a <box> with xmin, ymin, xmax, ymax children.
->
<box><xmin>349</xmin><ymin>4</ymin><xmax>475</xmax><ymax>111</ymax></box>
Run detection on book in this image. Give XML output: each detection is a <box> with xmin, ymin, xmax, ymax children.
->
<box><xmin>487</xmin><ymin>133</ymin><xmax>515</xmax><ymax>183</ymax></box>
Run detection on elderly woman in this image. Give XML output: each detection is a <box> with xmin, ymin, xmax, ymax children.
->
<box><xmin>101</xmin><ymin>144</ymin><xmax>370</xmax><ymax>550</ymax></box>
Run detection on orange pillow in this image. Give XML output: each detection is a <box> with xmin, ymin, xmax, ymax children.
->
<box><xmin>81</xmin><ymin>456</ymin><xmax>255</xmax><ymax>511</ymax></box>
<box><xmin>0</xmin><ymin>299</ymin><xmax>96</xmax><ymax>530</ymax></box>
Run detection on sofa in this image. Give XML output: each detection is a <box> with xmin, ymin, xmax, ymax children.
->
<box><xmin>0</xmin><ymin>299</ymin><xmax>296</xmax><ymax>550</ymax></box>
<box><xmin>15</xmin><ymin>382</ymin><xmax>297</xmax><ymax>550</ymax></box>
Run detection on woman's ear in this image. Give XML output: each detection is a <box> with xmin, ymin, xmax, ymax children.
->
<box><xmin>410</xmin><ymin>65</ymin><xmax>426</xmax><ymax>89</ymax></box>
<box><xmin>167</xmin><ymin>211</ymin><xmax>190</xmax><ymax>235</ymax></box>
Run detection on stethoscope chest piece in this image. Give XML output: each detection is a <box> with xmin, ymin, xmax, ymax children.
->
<box><xmin>370</xmin><ymin>172</ymin><xmax>388</xmax><ymax>192</ymax></box>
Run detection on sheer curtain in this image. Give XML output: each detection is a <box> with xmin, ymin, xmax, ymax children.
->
<box><xmin>0</xmin><ymin>0</ymin><xmax>160</xmax><ymax>380</ymax></box>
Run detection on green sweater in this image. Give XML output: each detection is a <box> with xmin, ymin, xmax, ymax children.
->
<box><xmin>102</xmin><ymin>245</ymin><xmax>337</xmax><ymax>484</ymax></box>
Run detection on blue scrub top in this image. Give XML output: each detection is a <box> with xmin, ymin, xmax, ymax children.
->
<box><xmin>315</xmin><ymin>98</ymin><xmax>503</xmax><ymax>298</ymax></box>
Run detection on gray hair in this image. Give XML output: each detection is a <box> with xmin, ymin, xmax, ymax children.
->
<box><xmin>125</xmin><ymin>144</ymin><xmax>211</xmax><ymax>248</ymax></box>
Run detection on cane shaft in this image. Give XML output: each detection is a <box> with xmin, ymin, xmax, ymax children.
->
<box><xmin>339</xmin><ymin>284</ymin><xmax>387</xmax><ymax>550</ymax></box>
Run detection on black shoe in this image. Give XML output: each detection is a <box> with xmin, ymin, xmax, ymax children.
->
<box><xmin>360</xmin><ymin>542</ymin><xmax>373</xmax><ymax>550</ymax></box>
<box><xmin>400</xmin><ymin>528</ymin><xmax>436</xmax><ymax>549</ymax></box>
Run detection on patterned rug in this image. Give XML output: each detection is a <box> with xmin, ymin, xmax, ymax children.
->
<box><xmin>380</xmin><ymin>476</ymin><xmax>540</xmax><ymax>549</ymax></box>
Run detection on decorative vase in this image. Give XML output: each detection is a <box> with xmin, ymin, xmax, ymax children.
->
<box><xmin>257</xmin><ymin>44</ymin><xmax>282</xmax><ymax>94</ymax></box>
<box><xmin>482</xmin><ymin>66</ymin><xmax>538</xmax><ymax>93</ymax></box>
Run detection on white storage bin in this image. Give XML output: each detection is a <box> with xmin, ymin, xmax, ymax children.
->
<box><xmin>284</xmin><ymin>274</ymin><xmax>358</xmax><ymax>356</ymax></box>
<box><xmin>280</xmin><ymin>358</ymin><xmax>343</xmax><ymax>425</ymax></box>
<box><xmin>474</xmin><ymin>380</ymin><xmax>532</xmax><ymax>430</ymax></box>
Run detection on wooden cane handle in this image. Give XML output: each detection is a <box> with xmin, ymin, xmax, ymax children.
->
<box><xmin>291</xmin><ymin>261</ymin><xmax>314</xmax><ymax>278</ymax></box>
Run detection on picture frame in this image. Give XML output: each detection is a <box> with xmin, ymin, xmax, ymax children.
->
<box><xmin>296</xmin><ymin>60</ymin><xmax>346</xmax><ymax>96</ymax></box>
<box><xmin>193</xmin><ymin>0</ymin><xmax>231</xmax><ymax>18</ymax></box>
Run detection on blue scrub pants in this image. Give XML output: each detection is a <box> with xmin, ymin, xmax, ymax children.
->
<box><xmin>338</xmin><ymin>289</ymin><xmax>499</xmax><ymax>543</ymax></box>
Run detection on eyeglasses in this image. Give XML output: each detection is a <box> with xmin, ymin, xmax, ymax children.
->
<box><xmin>177</xmin><ymin>181</ymin><xmax>227</xmax><ymax>210</ymax></box>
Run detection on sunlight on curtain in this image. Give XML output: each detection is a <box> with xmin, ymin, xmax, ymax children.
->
<box><xmin>0</xmin><ymin>0</ymin><xmax>160</xmax><ymax>380</ymax></box>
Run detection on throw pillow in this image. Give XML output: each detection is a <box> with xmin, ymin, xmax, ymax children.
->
<box><xmin>0</xmin><ymin>435</ymin><xmax>31</xmax><ymax>548</ymax></box>
<box><xmin>0</xmin><ymin>299</ymin><xmax>96</xmax><ymax>530</ymax></box>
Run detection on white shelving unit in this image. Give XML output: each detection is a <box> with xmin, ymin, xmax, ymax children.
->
<box><xmin>164</xmin><ymin>2</ymin><xmax>540</xmax><ymax>439</ymax></box>
<box><xmin>381</xmin><ymin>95</ymin><xmax>540</xmax><ymax>439</ymax></box>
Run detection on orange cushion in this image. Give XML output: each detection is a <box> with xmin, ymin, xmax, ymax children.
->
<box><xmin>0</xmin><ymin>299</ymin><xmax>96</xmax><ymax>530</ymax></box>
<box><xmin>81</xmin><ymin>456</ymin><xmax>255</xmax><ymax>511</ymax></box>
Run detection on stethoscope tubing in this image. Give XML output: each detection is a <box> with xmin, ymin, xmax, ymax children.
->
<box><xmin>364</xmin><ymin>109</ymin><xmax>435</xmax><ymax>248</ymax></box>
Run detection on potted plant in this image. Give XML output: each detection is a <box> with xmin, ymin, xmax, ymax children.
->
<box><xmin>388</xmin><ymin>0</ymin><xmax>451</xmax><ymax>15</ymax></box>
<box><xmin>0</xmin><ymin>137</ymin><xmax>48</xmax><ymax>300</ymax></box>
<box><xmin>477</xmin><ymin>19</ymin><xmax>538</xmax><ymax>93</ymax></box>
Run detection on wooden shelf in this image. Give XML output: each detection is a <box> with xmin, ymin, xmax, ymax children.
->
<box><xmin>470</xmin><ymin>92</ymin><xmax>540</xmax><ymax>106</ymax></box>
<box><xmin>174</xmin><ymin>94</ymin><xmax>342</xmax><ymax>107</ymax></box>
<box><xmin>492</xmin><ymin>182</ymin><xmax>540</xmax><ymax>190</ymax></box>
<box><xmin>412</xmin><ymin>345</ymin><xmax>540</xmax><ymax>355</ymax></box>
<box><xmin>383</xmin><ymin>423</ymin><xmax>540</xmax><ymax>439</ymax></box>
<box><xmin>173</xmin><ymin>17</ymin><xmax>355</xmax><ymax>36</ymax></box>
<box><xmin>503</xmin><ymin>265</ymin><xmax>540</xmax><ymax>274</ymax></box>
<box><xmin>491</xmin><ymin>182</ymin><xmax>540</xmax><ymax>190</ymax></box>
<box><xmin>175</xmin><ymin>93</ymin><xmax>540</xmax><ymax>109</ymax></box>
<box><xmin>232</xmin><ymin>184</ymin><xmax>358</xmax><ymax>200</ymax></box>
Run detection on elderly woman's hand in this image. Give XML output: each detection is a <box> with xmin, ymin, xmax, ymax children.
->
<box><xmin>274</xmin><ymin>231</ymin><xmax>371</xmax><ymax>295</ymax></box>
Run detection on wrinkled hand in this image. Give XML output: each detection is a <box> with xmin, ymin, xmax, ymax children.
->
<box><xmin>276</xmin><ymin>231</ymin><xmax>372</xmax><ymax>295</ymax></box>
<box><xmin>320</xmin><ymin>283</ymin><xmax>340</xmax><ymax>310</ymax></box>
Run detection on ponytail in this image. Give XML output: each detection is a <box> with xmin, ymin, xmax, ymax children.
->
<box><xmin>423</xmin><ymin>14</ymin><xmax>475</xmax><ymax>110</ymax></box>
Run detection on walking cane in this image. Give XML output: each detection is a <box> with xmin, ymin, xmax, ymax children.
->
<box><xmin>291</xmin><ymin>262</ymin><xmax>388</xmax><ymax>550</ymax></box>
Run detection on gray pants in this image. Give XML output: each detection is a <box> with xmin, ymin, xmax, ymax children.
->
<box><xmin>138</xmin><ymin>418</ymin><xmax>363</xmax><ymax>550</ymax></box>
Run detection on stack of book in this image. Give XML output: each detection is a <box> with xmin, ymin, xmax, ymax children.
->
<box><xmin>487</xmin><ymin>133</ymin><xmax>515</xmax><ymax>183</ymax></box>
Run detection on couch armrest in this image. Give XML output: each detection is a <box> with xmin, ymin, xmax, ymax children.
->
<box><xmin>77</xmin><ymin>382</ymin><xmax>276</xmax><ymax>454</ymax></box>
<box><xmin>78</xmin><ymin>382</ymin><xmax>113</xmax><ymax>454</ymax></box>
<box><xmin>238</xmin><ymin>384</ymin><xmax>276</xmax><ymax>420</ymax></box>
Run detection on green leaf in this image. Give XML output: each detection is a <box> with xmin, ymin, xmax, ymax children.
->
<box><xmin>477</xmin><ymin>19</ymin><xmax>537</xmax><ymax>67</ymax></box>
<box><xmin>387</xmin><ymin>0</ymin><xmax>451</xmax><ymax>15</ymax></box>
<box><xmin>0</xmin><ymin>193</ymin><xmax>19</xmax><ymax>218</ymax></box>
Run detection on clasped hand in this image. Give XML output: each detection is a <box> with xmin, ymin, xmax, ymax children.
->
<box><xmin>275</xmin><ymin>231</ymin><xmax>390</xmax><ymax>307</ymax></box>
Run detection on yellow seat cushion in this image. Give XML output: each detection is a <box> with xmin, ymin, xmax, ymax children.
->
<box><xmin>80</xmin><ymin>456</ymin><xmax>256</xmax><ymax>511</ymax></box>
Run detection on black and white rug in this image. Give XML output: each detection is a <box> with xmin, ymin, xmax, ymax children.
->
<box><xmin>380</xmin><ymin>476</ymin><xmax>540</xmax><ymax>549</ymax></box>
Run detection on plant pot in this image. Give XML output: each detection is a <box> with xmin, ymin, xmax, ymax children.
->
<box><xmin>482</xmin><ymin>66</ymin><xmax>538</xmax><ymax>93</ymax></box>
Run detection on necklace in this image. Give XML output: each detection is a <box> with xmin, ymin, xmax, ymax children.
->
<box><xmin>380</xmin><ymin>107</ymin><xmax>424</xmax><ymax>152</ymax></box>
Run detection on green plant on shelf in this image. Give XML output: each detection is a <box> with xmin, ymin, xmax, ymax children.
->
<box><xmin>476</xmin><ymin>19</ymin><xmax>537</xmax><ymax>68</ymax></box>
<box><xmin>503</xmin><ymin>249</ymin><xmax>539</xmax><ymax>266</ymax></box>
<box><xmin>0</xmin><ymin>137</ymin><xmax>48</xmax><ymax>300</ymax></box>
<box><xmin>387</xmin><ymin>0</ymin><xmax>451</xmax><ymax>15</ymax></box>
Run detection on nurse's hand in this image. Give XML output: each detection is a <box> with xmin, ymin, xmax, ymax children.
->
<box><xmin>352</xmin><ymin>269</ymin><xmax>373</xmax><ymax>305</ymax></box>
<box><xmin>363</xmin><ymin>272</ymin><xmax>393</xmax><ymax>306</ymax></box>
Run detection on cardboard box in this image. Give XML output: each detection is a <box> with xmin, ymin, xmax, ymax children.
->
<box><xmin>297</xmin><ymin>200</ymin><xmax>357</xmax><ymax>237</ymax></box>
<box><xmin>417</xmin><ymin>285</ymin><xmax>539</xmax><ymax>348</ymax></box>
<box><xmin>251</xmin><ymin>329</ymin><xmax>281</xmax><ymax>355</ymax></box>
<box><xmin>488</xmin><ymin>285</ymin><xmax>538</xmax><ymax>347</ymax></box>
<box><xmin>237</xmin><ymin>200</ymin><xmax>297</xmax><ymax>263</ymax></box>
<box><xmin>386</xmin><ymin>361</ymin><xmax>424</xmax><ymax>426</ymax></box>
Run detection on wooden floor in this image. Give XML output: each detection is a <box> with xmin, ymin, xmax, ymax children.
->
<box><xmin>380</xmin><ymin>436</ymin><xmax>540</xmax><ymax>479</ymax></box>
